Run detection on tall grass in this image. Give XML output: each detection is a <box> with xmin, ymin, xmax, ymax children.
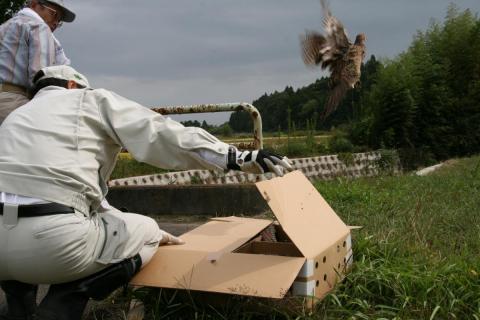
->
<box><xmin>317</xmin><ymin>237</ymin><xmax>480</xmax><ymax>319</ymax></box>
<box><xmin>110</xmin><ymin>153</ymin><xmax>167</xmax><ymax>180</ymax></box>
<box><xmin>128</xmin><ymin>156</ymin><xmax>480</xmax><ymax>319</ymax></box>
<box><xmin>318</xmin><ymin>156</ymin><xmax>480</xmax><ymax>319</ymax></box>
<box><xmin>316</xmin><ymin>158</ymin><xmax>480</xmax><ymax>263</ymax></box>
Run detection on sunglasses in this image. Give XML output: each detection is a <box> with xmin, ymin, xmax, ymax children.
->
<box><xmin>39</xmin><ymin>2</ymin><xmax>63</xmax><ymax>27</ymax></box>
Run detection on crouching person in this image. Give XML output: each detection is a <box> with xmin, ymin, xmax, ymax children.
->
<box><xmin>0</xmin><ymin>65</ymin><xmax>292</xmax><ymax>320</ymax></box>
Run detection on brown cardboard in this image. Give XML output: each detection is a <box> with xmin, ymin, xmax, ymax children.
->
<box><xmin>234</xmin><ymin>241</ymin><xmax>303</xmax><ymax>257</ymax></box>
<box><xmin>255</xmin><ymin>171</ymin><xmax>350</xmax><ymax>259</ymax></box>
<box><xmin>131</xmin><ymin>170</ymin><xmax>352</xmax><ymax>302</ymax></box>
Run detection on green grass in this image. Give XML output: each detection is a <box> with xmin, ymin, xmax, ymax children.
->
<box><xmin>129</xmin><ymin>156</ymin><xmax>480</xmax><ymax>319</ymax></box>
<box><xmin>316</xmin><ymin>158</ymin><xmax>480</xmax><ymax>263</ymax></box>
<box><xmin>109</xmin><ymin>153</ymin><xmax>168</xmax><ymax>180</ymax></box>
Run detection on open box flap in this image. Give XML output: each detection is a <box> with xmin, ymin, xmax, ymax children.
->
<box><xmin>255</xmin><ymin>171</ymin><xmax>350</xmax><ymax>259</ymax></box>
<box><xmin>131</xmin><ymin>217</ymin><xmax>274</xmax><ymax>287</ymax></box>
<box><xmin>169</xmin><ymin>216</ymin><xmax>273</xmax><ymax>253</ymax></box>
<box><xmin>132</xmin><ymin>249</ymin><xmax>305</xmax><ymax>298</ymax></box>
<box><xmin>131</xmin><ymin>249</ymin><xmax>207</xmax><ymax>287</ymax></box>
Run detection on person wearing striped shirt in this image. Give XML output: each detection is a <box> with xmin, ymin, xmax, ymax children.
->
<box><xmin>0</xmin><ymin>0</ymin><xmax>75</xmax><ymax>125</ymax></box>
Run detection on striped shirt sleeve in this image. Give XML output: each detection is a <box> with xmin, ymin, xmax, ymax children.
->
<box><xmin>27</xmin><ymin>22</ymin><xmax>56</xmax><ymax>86</ymax></box>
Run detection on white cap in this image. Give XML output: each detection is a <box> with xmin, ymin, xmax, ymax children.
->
<box><xmin>34</xmin><ymin>65</ymin><xmax>90</xmax><ymax>88</ymax></box>
<box><xmin>41</xmin><ymin>0</ymin><xmax>76</xmax><ymax>22</ymax></box>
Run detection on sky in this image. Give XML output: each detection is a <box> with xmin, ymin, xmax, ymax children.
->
<box><xmin>56</xmin><ymin>0</ymin><xmax>479</xmax><ymax>125</ymax></box>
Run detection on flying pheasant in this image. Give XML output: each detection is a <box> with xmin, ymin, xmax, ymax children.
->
<box><xmin>301</xmin><ymin>0</ymin><xmax>366</xmax><ymax>120</ymax></box>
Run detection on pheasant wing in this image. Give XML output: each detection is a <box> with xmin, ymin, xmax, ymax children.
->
<box><xmin>302</xmin><ymin>0</ymin><xmax>351</xmax><ymax>71</ymax></box>
<box><xmin>321</xmin><ymin>0</ymin><xmax>350</xmax><ymax>51</ymax></box>
<box><xmin>301</xmin><ymin>31</ymin><xmax>328</xmax><ymax>66</ymax></box>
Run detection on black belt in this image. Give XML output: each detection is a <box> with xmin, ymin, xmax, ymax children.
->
<box><xmin>0</xmin><ymin>202</ymin><xmax>75</xmax><ymax>217</ymax></box>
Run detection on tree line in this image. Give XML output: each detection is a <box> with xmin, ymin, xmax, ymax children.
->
<box><xmin>230</xmin><ymin>6</ymin><xmax>480</xmax><ymax>167</ymax></box>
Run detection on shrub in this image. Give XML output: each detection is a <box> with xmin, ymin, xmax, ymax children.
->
<box><xmin>376</xmin><ymin>149</ymin><xmax>401</xmax><ymax>173</ymax></box>
<box><xmin>329</xmin><ymin>135</ymin><xmax>354</xmax><ymax>153</ymax></box>
<box><xmin>398</xmin><ymin>147</ymin><xmax>436</xmax><ymax>170</ymax></box>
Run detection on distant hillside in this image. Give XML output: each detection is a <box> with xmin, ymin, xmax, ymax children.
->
<box><xmin>229</xmin><ymin>55</ymin><xmax>381</xmax><ymax>133</ymax></box>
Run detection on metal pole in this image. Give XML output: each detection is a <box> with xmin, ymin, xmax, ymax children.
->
<box><xmin>151</xmin><ymin>102</ymin><xmax>263</xmax><ymax>150</ymax></box>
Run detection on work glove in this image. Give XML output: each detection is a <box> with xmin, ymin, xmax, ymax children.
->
<box><xmin>159</xmin><ymin>229</ymin><xmax>185</xmax><ymax>245</ymax></box>
<box><xmin>226</xmin><ymin>146</ymin><xmax>293</xmax><ymax>176</ymax></box>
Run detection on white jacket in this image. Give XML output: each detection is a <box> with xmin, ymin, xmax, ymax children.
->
<box><xmin>0</xmin><ymin>86</ymin><xmax>229</xmax><ymax>215</ymax></box>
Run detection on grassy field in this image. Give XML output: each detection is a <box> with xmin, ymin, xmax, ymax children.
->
<box><xmin>311</xmin><ymin>157</ymin><xmax>480</xmax><ymax>319</ymax></box>
<box><xmin>116</xmin><ymin>156</ymin><xmax>480</xmax><ymax>319</ymax></box>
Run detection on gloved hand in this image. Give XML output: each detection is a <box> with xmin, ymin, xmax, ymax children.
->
<box><xmin>226</xmin><ymin>146</ymin><xmax>293</xmax><ymax>176</ymax></box>
<box><xmin>159</xmin><ymin>230</ymin><xmax>185</xmax><ymax>245</ymax></box>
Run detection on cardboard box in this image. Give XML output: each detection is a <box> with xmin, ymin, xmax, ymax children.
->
<box><xmin>131</xmin><ymin>171</ymin><xmax>352</xmax><ymax>304</ymax></box>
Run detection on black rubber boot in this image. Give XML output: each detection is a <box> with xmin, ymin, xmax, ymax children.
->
<box><xmin>34</xmin><ymin>254</ymin><xmax>142</xmax><ymax>320</ymax></box>
<box><xmin>0</xmin><ymin>281</ymin><xmax>38</xmax><ymax>320</ymax></box>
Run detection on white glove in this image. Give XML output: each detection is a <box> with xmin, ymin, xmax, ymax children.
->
<box><xmin>226</xmin><ymin>146</ymin><xmax>292</xmax><ymax>176</ymax></box>
<box><xmin>159</xmin><ymin>230</ymin><xmax>185</xmax><ymax>245</ymax></box>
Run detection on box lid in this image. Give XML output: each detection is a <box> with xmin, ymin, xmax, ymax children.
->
<box><xmin>132</xmin><ymin>248</ymin><xmax>306</xmax><ymax>298</ymax></box>
<box><xmin>168</xmin><ymin>216</ymin><xmax>272</xmax><ymax>253</ymax></box>
<box><xmin>255</xmin><ymin>171</ymin><xmax>350</xmax><ymax>259</ymax></box>
<box><xmin>131</xmin><ymin>216</ymin><xmax>291</xmax><ymax>294</ymax></box>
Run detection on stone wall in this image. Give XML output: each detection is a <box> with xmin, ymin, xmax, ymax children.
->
<box><xmin>106</xmin><ymin>184</ymin><xmax>269</xmax><ymax>216</ymax></box>
<box><xmin>108</xmin><ymin>152</ymin><xmax>384</xmax><ymax>187</ymax></box>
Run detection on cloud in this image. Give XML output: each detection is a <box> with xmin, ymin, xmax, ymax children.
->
<box><xmin>56</xmin><ymin>0</ymin><xmax>479</xmax><ymax>124</ymax></box>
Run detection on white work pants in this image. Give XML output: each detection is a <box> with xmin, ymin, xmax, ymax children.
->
<box><xmin>0</xmin><ymin>207</ymin><xmax>161</xmax><ymax>284</ymax></box>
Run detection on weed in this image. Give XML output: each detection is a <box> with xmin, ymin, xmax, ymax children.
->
<box><xmin>337</xmin><ymin>152</ymin><xmax>355</xmax><ymax>167</ymax></box>
<box><xmin>110</xmin><ymin>154</ymin><xmax>168</xmax><ymax>180</ymax></box>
